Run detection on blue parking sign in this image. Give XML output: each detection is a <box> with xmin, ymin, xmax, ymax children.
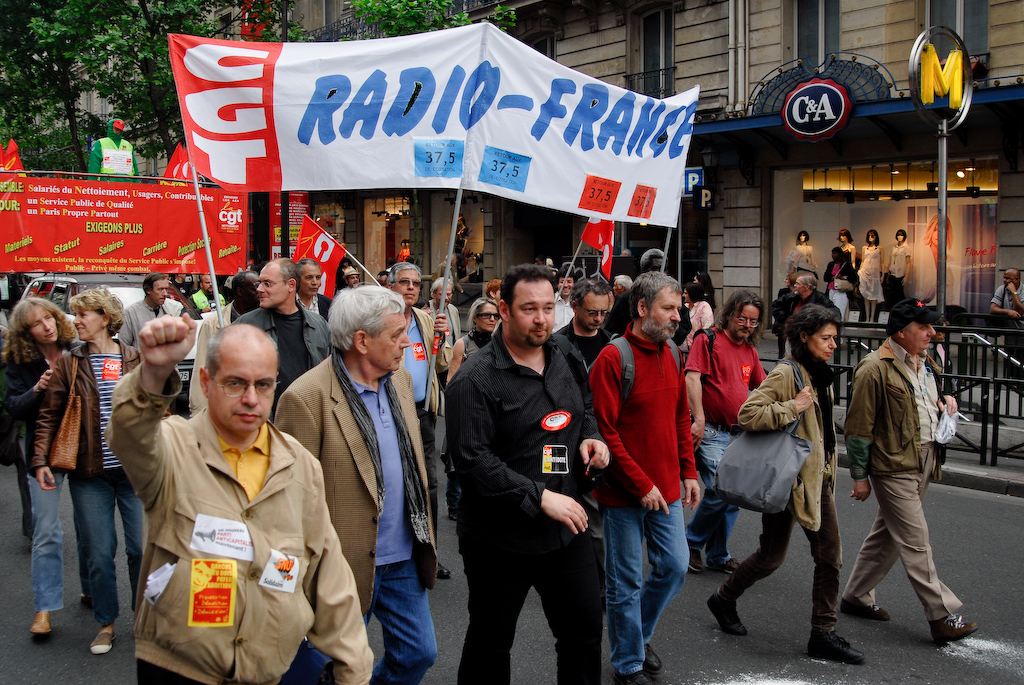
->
<box><xmin>682</xmin><ymin>167</ymin><xmax>704</xmax><ymax>197</ymax></box>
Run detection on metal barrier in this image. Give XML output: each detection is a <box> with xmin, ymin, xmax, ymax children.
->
<box><xmin>762</xmin><ymin>318</ymin><xmax>1024</xmax><ymax>466</ymax></box>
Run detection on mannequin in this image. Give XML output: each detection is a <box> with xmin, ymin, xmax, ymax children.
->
<box><xmin>884</xmin><ymin>229</ymin><xmax>912</xmax><ymax>309</ymax></box>
<box><xmin>785</xmin><ymin>231</ymin><xmax>817</xmax><ymax>277</ymax></box>
<box><xmin>88</xmin><ymin>119</ymin><xmax>139</xmax><ymax>176</ymax></box>
<box><xmin>858</xmin><ymin>230</ymin><xmax>883</xmax><ymax>321</ymax></box>
<box><xmin>838</xmin><ymin>229</ymin><xmax>857</xmax><ymax>264</ymax></box>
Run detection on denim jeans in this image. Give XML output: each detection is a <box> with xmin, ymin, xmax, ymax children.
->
<box><xmin>69</xmin><ymin>468</ymin><xmax>144</xmax><ymax>626</ymax></box>
<box><xmin>602</xmin><ymin>500</ymin><xmax>688</xmax><ymax>676</ymax></box>
<box><xmin>685</xmin><ymin>425</ymin><xmax>740</xmax><ymax>566</ymax></box>
<box><xmin>365</xmin><ymin>558</ymin><xmax>437</xmax><ymax>684</ymax></box>
<box><xmin>29</xmin><ymin>471</ymin><xmax>92</xmax><ymax>612</ymax></box>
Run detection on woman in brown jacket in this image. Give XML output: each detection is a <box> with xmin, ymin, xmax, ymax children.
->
<box><xmin>707</xmin><ymin>304</ymin><xmax>865</xmax><ymax>665</ymax></box>
<box><xmin>33</xmin><ymin>289</ymin><xmax>141</xmax><ymax>656</ymax></box>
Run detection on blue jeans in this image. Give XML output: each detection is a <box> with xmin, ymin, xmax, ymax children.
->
<box><xmin>602</xmin><ymin>500</ymin><xmax>688</xmax><ymax>676</ymax></box>
<box><xmin>365</xmin><ymin>559</ymin><xmax>437</xmax><ymax>684</ymax></box>
<box><xmin>69</xmin><ymin>468</ymin><xmax>144</xmax><ymax>626</ymax></box>
<box><xmin>29</xmin><ymin>471</ymin><xmax>92</xmax><ymax>612</ymax></box>
<box><xmin>685</xmin><ymin>426</ymin><xmax>740</xmax><ymax>566</ymax></box>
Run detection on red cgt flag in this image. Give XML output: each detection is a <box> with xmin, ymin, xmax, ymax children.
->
<box><xmin>295</xmin><ymin>215</ymin><xmax>346</xmax><ymax>296</ymax></box>
<box><xmin>581</xmin><ymin>218</ymin><xmax>615</xmax><ymax>279</ymax></box>
<box><xmin>164</xmin><ymin>143</ymin><xmax>191</xmax><ymax>179</ymax></box>
<box><xmin>2</xmin><ymin>139</ymin><xmax>24</xmax><ymax>171</ymax></box>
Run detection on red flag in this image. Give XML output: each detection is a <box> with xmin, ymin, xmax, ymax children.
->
<box><xmin>164</xmin><ymin>143</ymin><xmax>191</xmax><ymax>179</ymax></box>
<box><xmin>3</xmin><ymin>139</ymin><xmax>24</xmax><ymax>171</ymax></box>
<box><xmin>581</xmin><ymin>218</ymin><xmax>615</xmax><ymax>279</ymax></box>
<box><xmin>295</xmin><ymin>215</ymin><xmax>346</xmax><ymax>296</ymax></box>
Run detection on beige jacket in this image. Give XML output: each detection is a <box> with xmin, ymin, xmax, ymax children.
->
<box><xmin>275</xmin><ymin>359</ymin><xmax>437</xmax><ymax>614</ymax></box>
<box><xmin>736</xmin><ymin>359</ymin><xmax>836</xmax><ymax>532</ymax></box>
<box><xmin>107</xmin><ymin>370</ymin><xmax>372</xmax><ymax>685</ymax></box>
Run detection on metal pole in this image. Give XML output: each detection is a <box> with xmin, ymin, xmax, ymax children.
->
<box><xmin>343</xmin><ymin>250</ymin><xmax>387</xmax><ymax>289</ymax></box>
<box><xmin>661</xmin><ymin>224</ymin><xmax>673</xmax><ymax>273</ymax></box>
<box><xmin>424</xmin><ymin>187</ymin><xmax>462</xmax><ymax>402</ymax></box>
<box><xmin>565</xmin><ymin>236</ymin><xmax>585</xmax><ymax>280</ymax></box>
<box><xmin>937</xmin><ymin>119</ymin><xmax>948</xmax><ymax>314</ymax></box>
<box><xmin>188</xmin><ymin>159</ymin><xmax>225</xmax><ymax>328</ymax></box>
<box><xmin>675</xmin><ymin>206</ymin><xmax>683</xmax><ymax>280</ymax></box>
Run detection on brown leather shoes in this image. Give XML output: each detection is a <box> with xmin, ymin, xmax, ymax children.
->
<box><xmin>929</xmin><ymin>614</ymin><xmax>978</xmax><ymax>644</ymax></box>
<box><xmin>30</xmin><ymin>611</ymin><xmax>51</xmax><ymax>635</ymax></box>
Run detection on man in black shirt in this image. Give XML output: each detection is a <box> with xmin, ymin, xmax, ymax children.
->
<box><xmin>446</xmin><ymin>264</ymin><xmax>610</xmax><ymax>685</ymax></box>
<box><xmin>236</xmin><ymin>258</ymin><xmax>330</xmax><ymax>410</ymax></box>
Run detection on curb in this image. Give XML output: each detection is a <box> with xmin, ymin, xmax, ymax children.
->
<box><xmin>836</xmin><ymin>453</ymin><xmax>1024</xmax><ymax>497</ymax></box>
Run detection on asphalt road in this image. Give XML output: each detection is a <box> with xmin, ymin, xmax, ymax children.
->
<box><xmin>1</xmin><ymin>460</ymin><xmax>1022</xmax><ymax>684</ymax></box>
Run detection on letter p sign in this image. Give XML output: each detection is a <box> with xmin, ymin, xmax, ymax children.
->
<box><xmin>693</xmin><ymin>185</ymin><xmax>714</xmax><ymax>211</ymax></box>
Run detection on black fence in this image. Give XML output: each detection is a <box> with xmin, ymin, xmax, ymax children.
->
<box><xmin>763</xmin><ymin>319</ymin><xmax>1024</xmax><ymax>466</ymax></box>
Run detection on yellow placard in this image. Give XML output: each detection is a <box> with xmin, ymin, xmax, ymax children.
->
<box><xmin>188</xmin><ymin>559</ymin><xmax>237</xmax><ymax>627</ymax></box>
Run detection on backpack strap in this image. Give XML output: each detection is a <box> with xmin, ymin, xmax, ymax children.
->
<box><xmin>611</xmin><ymin>337</ymin><xmax>635</xmax><ymax>404</ymax></box>
<box><xmin>551</xmin><ymin>333</ymin><xmax>589</xmax><ymax>389</ymax></box>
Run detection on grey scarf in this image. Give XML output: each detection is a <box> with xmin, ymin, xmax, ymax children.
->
<box><xmin>332</xmin><ymin>349</ymin><xmax>431</xmax><ymax>547</ymax></box>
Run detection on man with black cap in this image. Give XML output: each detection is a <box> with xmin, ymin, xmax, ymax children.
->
<box><xmin>841</xmin><ymin>298</ymin><xmax>978</xmax><ymax>645</ymax></box>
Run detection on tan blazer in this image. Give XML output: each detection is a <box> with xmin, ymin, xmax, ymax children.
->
<box><xmin>275</xmin><ymin>358</ymin><xmax>437</xmax><ymax>614</ymax></box>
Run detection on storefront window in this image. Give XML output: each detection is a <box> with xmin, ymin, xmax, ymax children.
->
<box><xmin>363</xmin><ymin>195</ymin><xmax>412</xmax><ymax>274</ymax></box>
<box><xmin>429</xmin><ymin>193</ymin><xmax>486</xmax><ymax>283</ymax></box>
<box><xmin>773</xmin><ymin>160</ymin><xmax>998</xmax><ymax>314</ymax></box>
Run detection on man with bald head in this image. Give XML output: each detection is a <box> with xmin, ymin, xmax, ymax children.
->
<box><xmin>107</xmin><ymin>318</ymin><xmax>372</xmax><ymax>685</ymax></box>
<box><xmin>990</xmin><ymin>268</ymin><xmax>1024</xmax><ymax>323</ymax></box>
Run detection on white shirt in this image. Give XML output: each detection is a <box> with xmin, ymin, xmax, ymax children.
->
<box><xmin>554</xmin><ymin>296</ymin><xmax>574</xmax><ymax>330</ymax></box>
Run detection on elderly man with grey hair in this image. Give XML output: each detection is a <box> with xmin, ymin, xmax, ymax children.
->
<box><xmin>606</xmin><ymin>249</ymin><xmax>665</xmax><ymax>337</ymax></box>
<box><xmin>428</xmin><ymin>276</ymin><xmax>462</xmax><ymax>353</ymax></box>
<box><xmin>277</xmin><ymin>286</ymin><xmax>439</xmax><ymax>684</ymax></box>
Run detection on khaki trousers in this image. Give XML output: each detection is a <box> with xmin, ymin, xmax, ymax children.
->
<box><xmin>842</xmin><ymin>443</ymin><xmax>961</xmax><ymax>621</ymax></box>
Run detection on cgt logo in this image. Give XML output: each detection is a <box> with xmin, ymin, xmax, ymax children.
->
<box><xmin>219</xmin><ymin>206</ymin><xmax>243</xmax><ymax>226</ymax></box>
<box><xmin>781</xmin><ymin>78</ymin><xmax>852</xmax><ymax>142</ymax></box>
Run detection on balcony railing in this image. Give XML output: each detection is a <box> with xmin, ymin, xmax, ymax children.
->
<box><xmin>305</xmin><ymin>16</ymin><xmax>384</xmax><ymax>41</ymax></box>
<box><xmin>625</xmin><ymin>67</ymin><xmax>675</xmax><ymax>98</ymax></box>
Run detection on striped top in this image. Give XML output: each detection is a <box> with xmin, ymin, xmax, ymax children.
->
<box><xmin>89</xmin><ymin>353</ymin><xmax>123</xmax><ymax>470</ymax></box>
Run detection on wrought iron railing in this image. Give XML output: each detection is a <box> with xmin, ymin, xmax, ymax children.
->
<box><xmin>625</xmin><ymin>67</ymin><xmax>675</xmax><ymax>98</ymax></box>
<box><xmin>759</xmin><ymin>320</ymin><xmax>1024</xmax><ymax>466</ymax></box>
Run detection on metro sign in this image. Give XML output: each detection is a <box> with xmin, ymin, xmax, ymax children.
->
<box><xmin>781</xmin><ymin>78</ymin><xmax>853</xmax><ymax>142</ymax></box>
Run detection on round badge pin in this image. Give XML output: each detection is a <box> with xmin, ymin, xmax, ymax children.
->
<box><xmin>541</xmin><ymin>411</ymin><xmax>571</xmax><ymax>431</ymax></box>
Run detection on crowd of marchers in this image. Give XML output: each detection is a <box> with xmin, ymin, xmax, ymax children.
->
<box><xmin>0</xmin><ymin>252</ymin><xmax>977</xmax><ymax>685</ymax></box>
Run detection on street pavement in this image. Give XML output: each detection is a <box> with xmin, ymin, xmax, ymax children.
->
<box><xmin>1</xmin><ymin>457</ymin><xmax>1021</xmax><ymax>684</ymax></box>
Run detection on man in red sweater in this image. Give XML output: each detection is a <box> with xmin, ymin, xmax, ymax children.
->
<box><xmin>590</xmin><ymin>271</ymin><xmax>701</xmax><ymax>685</ymax></box>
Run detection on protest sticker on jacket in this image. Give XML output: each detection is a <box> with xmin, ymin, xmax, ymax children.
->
<box><xmin>168</xmin><ymin>23</ymin><xmax>699</xmax><ymax>228</ymax></box>
<box><xmin>188</xmin><ymin>559</ymin><xmax>237</xmax><ymax>627</ymax></box>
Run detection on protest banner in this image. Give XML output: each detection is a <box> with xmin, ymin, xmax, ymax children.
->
<box><xmin>168</xmin><ymin>23</ymin><xmax>699</xmax><ymax>228</ymax></box>
<box><xmin>0</xmin><ymin>174</ymin><xmax>247</xmax><ymax>273</ymax></box>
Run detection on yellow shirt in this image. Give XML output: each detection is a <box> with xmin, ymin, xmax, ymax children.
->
<box><xmin>218</xmin><ymin>424</ymin><xmax>270</xmax><ymax>502</ymax></box>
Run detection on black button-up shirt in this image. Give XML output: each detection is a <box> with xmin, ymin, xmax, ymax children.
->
<box><xmin>446</xmin><ymin>331</ymin><xmax>601</xmax><ymax>554</ymax></box>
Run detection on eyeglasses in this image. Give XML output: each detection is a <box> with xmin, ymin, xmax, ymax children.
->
<box><xmin>216</xmin><ymin>379</ymin><xmax>278</xmax><ymax>397</ymax></box>
<box><xmin>476</xmin><ymin>312</ymin><xmax>500</xmax><ymax>320</ymax></box>
<box><xmin>257</xmin><ymin>279</ymin><xmax>279</xmax><ymax>289</ymax></box>
<box><xmin>397</xmin><ymin>278</ymin><xmax>421</xmax><ymax>288</ymax></box>
<box><xmin>583</xmin><ymin>309</ymin><xmax>609</xmax><ymax>318</ymax></box>
<box><xmin>734</xmin><ymin>316</ymin><xmax>760</xmax><ymax>327</ymax></box>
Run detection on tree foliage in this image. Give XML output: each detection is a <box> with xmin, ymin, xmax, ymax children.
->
<box><xmin>352</xmin><ymin>0</ymin><xmax>516</xmax><ymax>37</ymax></box>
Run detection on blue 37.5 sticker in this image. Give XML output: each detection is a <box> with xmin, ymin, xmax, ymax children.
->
<box><xmin>478</xmin><ymin>146</ymin><xmax>530</xmax><ymax>192</ymax></box>
<box><xmin>415</xmin><ymin>139</ymin><xmax>464</xmax><ymax>178</ymax></box>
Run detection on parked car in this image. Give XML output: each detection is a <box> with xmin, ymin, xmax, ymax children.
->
<box><xmin>20</xmin><ymin>273</ymin><xmax>212</xmax><ymax>414</ymax></box>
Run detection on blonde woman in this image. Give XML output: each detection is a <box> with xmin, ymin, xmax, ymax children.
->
<box><xmin>33</xmin><ymin>289</ymin><xmax>142</xmax><ymax>655</ymax></box>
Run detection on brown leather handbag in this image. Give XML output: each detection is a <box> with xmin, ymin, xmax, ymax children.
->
<box><xmin>49</xmin><ymin>356</ymin><xmax>81</xmax><ymax>471</ymax></box>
